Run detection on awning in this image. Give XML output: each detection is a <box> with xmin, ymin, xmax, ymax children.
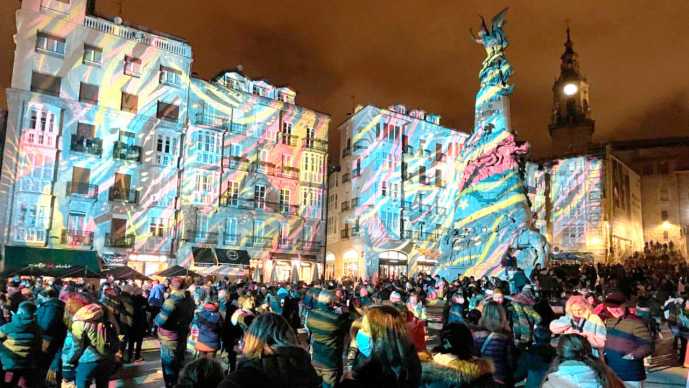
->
<box><xmin>215</xmin><ymin>249</ymin><xmax>250</xmax><ymax>265</ymax></box>
<box><xmin>154</xmin><ymin>265</ymin><xmax>201</xmax><ymax>278</ymax></box>
<box><xmin>270</xmin><ymin>253</ymin><xmax>319</xmax><ymax>262</ymax></box>
<box><xmin>192</xmin><ymin>247</ymin><xmax>217</xmax><ymax>266</ymax></box>
<box><xmin>4</xmin><ymin>246</ymin><xmax>101</xmax><ymax>272</ymax></box>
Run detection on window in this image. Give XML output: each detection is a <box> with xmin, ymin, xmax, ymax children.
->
<box><xmin>194</xmin><ymin>174</ymin><xmax>215</xmax><ymax>204</ymax></box>
<box><xmin>305</xmin><ymin>127</ymin><xmax>315</xmax><ymax>145</ymax></box>
<box><xmin>280</xmin><ymin>189</ymin><xmax>290</xmax><ymax>212</ymax></box>
<box><xmin>79</xmin><ymin>82</ymin><xmax>99</xmax><ymax>104</ymax></box>
<box><xmin>120</xmin><ymin>92</ymin><xmax>138</xmax><ymax>113</ymax></box>
<box><xmin>435</xmin><ymin>143</ymin><xmax>443</xmax><ymax>161</ymax></box>
<box><xmin>225</xmin><ymin>218</ymin><xmax>238</xmax><ymax>243</ymax></box>
<box><xmin>31</xmin><ymin>72</ymin><xmax>61</xmax><ymax>96</ymax></box>
<box><xmin>659</xmin><ymin>161</ymin><xmax>669</xmax><ymax>175</ymax></box>
<box><xmin>661</xmin><ymin>210</ymin><xmax>669</xmax><ymax>221</ymax></box>
<box><xmin>157</xmin><ymin>101</ymin><xmax>179</xmax><ymax>122</ymax></box>
<box><xmin>124</xmin><ymin>56</ymin><xmax>142</xmax><ymax>77</ymax></box>
<box><xmin>401</xmin><ymin>161</ymin><xmax>407</xmax><ymax>180</ymax></box>
<box><xmin>149</xmin><ymin>217</ymin><xmax>167</xmax><ymax>237</ymax></box>
<box><xmin>227</xmin><ymin>181</ymin><xmax>239</xmax><ymax>206</ymax></box>
<box><xmin>230</xmin><ymin>143</ymin><xmax>243</xmax><ymax>158</ymax></box>
<box><xmin>18</xmin><ymin>152</ymin><xmax>54</xmax><ymax>192</ymax></box>
<box><xmin>25</xmin><ymin>108</ymin><xmax>57</xmax><ymax>146</ymax></box>
<box><xmin>664</xmin><ymin>230</ymin><xmax>669</xmax><ymax>240</ymax></box>
<box><xmin>67</xmin><ymin>213</ymin><xmax>85</xmax><ymax>233</ymax></box>
<box><xmin>392</xmin><ymin>183</ymin><xmax>399</xmax><ymax>200</ymax></box>
<box><xmin>435</xmin><ymin>169</ymin><xmax>443</xmax><ymax>187</ymax></box>
<box><xmin>381</xmin><ymin>182</ymin><xmax>387</xmax><ymax>197</ymax></box>
<box><xmin>192</xmin><ymin>131</ymin><xmax>220</xmax><ymax>165</ymax></box>
<box><xmin>15</xmin><ymin>203</ymin><xmax>48</xmax><ymax>242</ymax></box>
<box><xmin>36</xmin><ymin>32</ymin><xmax>65</xmax><ymax>56</ymax></box>
<box><xmin>253</xmin><ymin>220</ymin><xmax>264</xmax><ymax>239</ymax></box>
<box><xmin>659</xmin><ymin>186</ymin><xmax>669</xmax><ymax>201</ymax></box>
<box><xmin>282</xmin><ymin>154</ymin><xmax>292</xmax><ymax>168</ymax></box>
<box><xmin>280</xmin><ymin>122</ymin><xmax>292</xmax><ymax>145</ymax></box>
<box><xmin>419</xmin><ymin>166</ymin><xmax>427</xmax><ymax>184</ymax></box>
<box><xmin>156</xmin><ymin>134</ymin><xmax>178</xmax><ymax>166</ymax></box>
<box><xmin>254</xmin><ymin>184</ymin><xmax>266</xmax><ymax>209</ymax></box>
<box><xmin>160</xmin><ymin>66</ymin><xmax>182</xmax><ymax>87</ymax></box>
<box><xmin>83</xmin><ymin>45</ymin><xmax>102</xmax><ymax>65</ymax></box>
<box><xmin>196</xmin><ymin>214</ymin><xmax>209</xmax><ymax>235</ymax></box>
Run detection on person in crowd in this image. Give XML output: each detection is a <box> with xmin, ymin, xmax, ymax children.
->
<box><xmin>218</xmin><ymin>312</ymin><xmax>321</xmax><ymax>388</ymax></box>
<box><xmin>473</xmin><ymin>301</ymin><xmax>515</xmax><ymax>387</ymax></box>
<box><xmin>148</xmin><ymin>279</ymin><xmax>167</xmax><ymax>336</ymax></box>
<box><xmin>124</xmin><ymin>285</ymin><xmax>148</xmax><ymax>363</ymax></box>
<box><xmin>0</xmin><ymin>301</ymin><xmax>42</xmax><ymax>387</ymax></box>
<box><xmin>35</xmin><ymin>287</ymin><xmax>66</xmax><ymax>385</ymax></box>
<box><xmin>549</xmin><ymin>295</ymin><xmax>607</xmax><ymax>355</ymax></box>
<box><xmin>305</xmin><ymin>289</ymin><xmax>351</xmax><ymax>388</ymax></box>
<box><xmin>513</xmin><ymin>325</ymin><xmax>556</xmax><ymax>388</ymax></box>
<box><xmin>507</xmin><ymin>284</ymin><xmax>541</xmax><ymax>348</ymax></box>
<box><xmin>155</xmin><ymin>277</ymin><xmax>196</xmax><ymax>388</ymax></box>
<box><xmin>339</xmin><ymin>304</ymin><xmax>421</xmax><ymax>388</ymax></box>
<box><xmin>225</xmin><ymin>294</ymin><xmax>256</xmax><ymax>372</ymax></box>
<box><xmin>62</xmin><ymin>303</ymin><xmax>121</xmax><ymax>388</ymax></box>
<box><xmin>174</xmin><ymin>357</ymin><xmax>225</xmax><ymax>388</ymax></box>
<box><xmin>541</xmin><ymin>333</ymin><xmax>622</xmax><ymax>388</ymax></box>
<box><xmin>420</xmin><ymin>322</ymin><xmax>495</xmax><ymax>387</ymax></box>
<box><xmin>194</xmin><ymin>302</ymin><xmax>223</xmax><ymax>358</ymax></box>
<box><xmin>598</xmin><ymin>291</ymin><xmax>652</xmax><ymax>387</ymax></box>
<box><xmin>443</xmin><ymin>291</ymin><xmax>465</xmax><ymax>326</ymax></box>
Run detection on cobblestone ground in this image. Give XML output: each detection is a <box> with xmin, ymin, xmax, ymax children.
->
<box><xmin>109</xmin><ymin>308</ymin><xmax>688</xmax><ymax>387</ymax></box>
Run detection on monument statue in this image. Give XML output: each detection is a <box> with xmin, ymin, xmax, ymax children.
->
<box><xmin>437</xmin><ymin>8</ymin><xmax>548</xmax><ymax>280</ymax></box>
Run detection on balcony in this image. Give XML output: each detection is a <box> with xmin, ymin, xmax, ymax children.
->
<box><xmin>275</xmin><ymin>166</ymin><xmax>300</xmax><ymax>179</ymax></box>
<box><xmin>298</xmin><ymin>240</ymin><xmax>322</xmax><ymax>252</ymax></box>
<box><xmin>271</xmin><ymin>201</ymin><xmax>300</xmax><ymax>216</ymax></box>
<box><xmin>301</xmin><ymin>138</ymin><xmax>327</xmax><ymax>152</ymax></box>
<box><xmin>252</xmin><ymin>161</ymin><xmax>275</xmax><ymax>175</ymax></box>
<box><xmin>105</xmin><ymin>233</ymin><xmax>135</xmax><ymax>248</ymax></box>
<box><xmin>70</xmin><ymin>135</ymin><xmax>102</xmax><ymax>156</ymax></box>
<box><xmin>229</xmin><ymin>123</ymin><xmax>246</xmax><ymax>134</ymax></box>
<box><xmin>220</xmin><ymin>197</ymin><xmax>255</xmax><ymax>209</ymax></box>
<box><xmin>195</xmin><ymin>113</ymin><xmax>230</xmax><ymax>130</ymax></box>
<box><xmin>66</xmin><ymin>182</ymin><xmax>99</xmax><ymax>199</ymax></box>
<box><xmin>223</xmin><ymin>156</ymin><xmax>250</xmax><ymax>171</ymax></box>
<box><xmin>277</xmin><ymin>134</ymin><xmax>299</xmax><ymax>147</ymax></box>
<box><xmin>185</xmin><ymin>230</ymin><xmax>218</xmax><ymax>244</ymax></box>
<box><xmin>60</xmin><ymin>230</ymin><xmax>93</xmax><ymax>247</ymax></box>
<box><xmin>113</xmin><ymin>142</ymin><xmax>142</xmax><ymax>162</ymax></box>
<box><xmin>108</xmin><ymin>187</ymin><xmax>139</xmax><ymax>204</ymax></box>
<box><xmin>277</xmin><ymin>238</ymin><xmax>292</xmax><ymax>250</ymax></box>
<box><xmin>222</xmin><ymin>233</ymin><xmax>241</xmax><ymax>246</ymax></box>
<box><xmin>249</xmin><ymin>235</ymin><xmax>273</xmax><ymax>248</ymax></box>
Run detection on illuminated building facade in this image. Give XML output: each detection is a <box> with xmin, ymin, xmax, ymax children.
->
<box><xmin>0</xmin><ymin>0</ymin><xmax>329</xmax><ymax>277</ymax></box>
<box><xmin>327</xmin><ymin>104</ymin><xmax>467</xmax><ymax>280</ymax></box>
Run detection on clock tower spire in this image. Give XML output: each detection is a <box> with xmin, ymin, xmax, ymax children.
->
<box><xmin>549</xmin><ymin>27</ymin><xmax>595</xmax><ymax>155</ymax></box>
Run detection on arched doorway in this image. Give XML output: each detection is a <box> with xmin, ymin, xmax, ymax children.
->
<box><xmin>378</xmin><ymin>250</ymin><xmax>407</xmax><ymax>279</ymax></box>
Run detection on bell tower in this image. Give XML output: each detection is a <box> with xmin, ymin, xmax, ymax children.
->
<box><xmin>549</xmin><ymin>28</ymin><xmax>595</xmax><ymax>155</ymax></box>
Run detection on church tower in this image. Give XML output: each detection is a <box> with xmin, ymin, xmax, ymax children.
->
<box><xmin>549</xmin><ymin>28</ymin><xmax>595</xmax><ymax>155</ymax></box>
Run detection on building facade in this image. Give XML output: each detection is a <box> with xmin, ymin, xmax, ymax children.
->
<box><xmin>327</xmin><ymin>104</ymin><xmax>467</xmax><ymax>280</ymax></box>
<box><xmin>0</xmin><ymin>0</ymin><xmax>329</xmax><ymax>277</ymax></box>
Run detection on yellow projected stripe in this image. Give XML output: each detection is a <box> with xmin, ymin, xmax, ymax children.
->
<box><xmin>456</xmin><ymin>193</ymin><xmax>526</xmax><ymax>229</ymax></box>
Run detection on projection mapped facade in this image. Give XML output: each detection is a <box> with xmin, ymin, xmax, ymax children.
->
<box><xmin>0</xmin><ymin>0</ymin><xmax>329</xmax><ymax>278</ymax></box>
<box><xmin>327</xmin><ymin>105</ymin><xmax>467</xmax><ymax>280</ymax></box>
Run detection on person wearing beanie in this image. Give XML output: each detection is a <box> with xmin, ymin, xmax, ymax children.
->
<box><xmin>305</xmin><ymin>289</ymin><xmax>351</xmax><ymax>388</ymax></box>
<box><xmin>598</xmin><ymin>290</ymin><xmax>652</xmax><ymax>386</ymax></box>
<box><xmin>194</xmin><ymin>302</ymin><xmax>224</xmax><ymax>358</ymax></box>
<box><xmin>155</xmin><ymin>276</ymin><xmax>196</xmax><ymax>388</ymax></box>
<box><xmin>0</xmin><ymin>300</ymin><xmax>41</xmax><ymax>386</ymax></box>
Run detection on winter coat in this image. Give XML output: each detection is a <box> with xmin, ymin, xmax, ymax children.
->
<box><xmin>154</xmin><ymin>290</ymin><xmax>195</xmax><ymax>347</ymax></box>
<box><xmin>473</xmin><ymin>330</ymin><xmax>515</xmax><ymax>386</ymax></box>
<box><xmin>36</xmin><ymin>296</ymin><xmax>66</xmax><ymax>345</ymax></box>
<box><xmin>0</xmin><ymin>310</ymin><xmax>41</xmax><ymax>370</ymax></box>
<box><xmin>549</xmin><ymin>312</ymin><xmax>607</xmax><ymax>353</ymax></box>
<box><xmin>340</xmin><ymin>342</ymin><xmax>422</xmax><ymax>388</ymax></box>
<box><xmin>119</xmin><ymin>292</ymin><xmax>135</xmax><ymax>330</ymax></box>
<box><xmin>541</xmin><ymin>360</ymin><xmax>604</xmax><ymax>388</ymax></box>
<box><xmin>195</xmin><ymin>304</ymin><xmax>223</xmax><ymax>352</ymax></box>
<box><xmin>305</xmin><ymin>303</ymin><xmax>350</xmax><ymax>369</ymax></box>
<box><xmin>507</xmin><ymin>293</ymin><xmax>541</xmax><ymax>347</ymax></box>
<box><xmin>148</xmin><ymin>284</ymin><xmax>166</xmax><ymax>308</ymax></box>
<box><xmin>129</xmin><ymin>294</ymin><xmax>149</xmax><ymax>338</ymax></box>
<box><xmin>513</xmin><ymin>344</ymin><xmax>556</xmax><ymax>388</ymax></box>
<box><xmin>62</xmin><ymin>304</ymin><xmax>118</xmax><ymax>365</ymax></box>
<box><xmin>601</xmin><ymin>312</ymin><xmax>652</xmax><ymax>382</ymax></box>
<box><xmin>445</xmin><ymin>303</ymin><xmax>465</xmax><ymax>325</ymax></box>
<box><xmin>420</xmin><ymin>352</ymin><xmax>495</xmax><ymax>388</ymax></box>
<box><xmin>218</xmin><ymin>346</ymin><xmax>321</xmax><ymax>388</ymax></box>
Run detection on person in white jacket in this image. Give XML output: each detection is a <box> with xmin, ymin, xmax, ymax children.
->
<box><xmin>542</xmin><ymin>333</ymin><xmax>613</xmax><ymax>388</ymax></box>
<box><xmin>550</xmin><ymin>295</ymin><xmax>607</xmax><ymax>356</ymax></box>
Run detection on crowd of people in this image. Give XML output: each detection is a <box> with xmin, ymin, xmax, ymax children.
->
<box><xmin>0</xmin><ymin>255</ymin><xmax>687</xmax><ymax>387</ymax></box>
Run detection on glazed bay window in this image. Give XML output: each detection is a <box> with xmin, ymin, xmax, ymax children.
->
<box><xmin>279</xmin><ymin>188</ymin><xmax>291</xmax><ymax>213</ymax></box>
<box><xmin>71</xmin><ymin>123</ymin><xmax>102</xmax><ymax>156</ymax></box>
<box><xmin>18</xmin><ymin>152</ymin><xmax>54</xmax><ymax>193</ymax></box>
<box><xmin>124</xmin><ymin>55</ymin><xmax>142</xmax><ymax>77</ymax></box>
<box><xmin>24</xmin><ymin>108</ymin><xmax>57</xmax><ymax>146</ymax></box>
<box><xmin>160</xmin><ymin>66</ymin><xmax>182</xmax><ymax>87</ymax></box>
<box><xmin>36</xmin><ymin>32</ymin><xmax>65</xmax><ymax>56</ymax></box>
<box><xmin>156</xmin><ymin>134</ymin><xmax>178</xmax><ymax>166</ymax></box>
<box><xmin>83</xmin><ymin>45</ymin><xmax>102</xmax><ymax>65</ymax></box>
<box><xmin>192</xmin><ymin>130</ymin><xmax>220</xmax><ymax>165</ymax></box>
<box><xmin>79</xmin><ymin>82</ymin><xmax>99</xmax><ymax>104</ymax></box>
<box><xmin>157</xmin><ymin>101</ymin><xmax>179</xmax><ymax>122</ymax></box>
<box><xmin>194</xmin><ymin>173</ymin><xmax>215</xmax><ymax>204</ymax></box>
<box><xmin>30</xmin><ymin>72</ymin><xmax>61</xmax><ymax>96</ymax></box>
<box><xmin>221</xmin><ymin>181</ymin><xmax>239</xmax><ymax>207</ymax></box>
<box><xmin>15</xmin><ymin>204</ymin><xmax>48</xmax><ymax>243</ymax></box>
<box><xmin>120</xmin><ymin>92</ymin><xmax>138</xmax><ymax>113</ymax></box>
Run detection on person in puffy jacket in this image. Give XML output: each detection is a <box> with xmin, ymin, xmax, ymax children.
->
<box><xmin>0</xmin><ymin>301</ymin><xmax>42</xmax><ymax>387</ymax></box>
<box><xmin>218</xmin><ymin>312</ymin><xmax>321</xmax><ymax>388</ymax></box>
<box><xmin>61</xmin><ymin>303</ymin><xmax>120</xmax><ymax>388</ymax></box>
<box><xmin>148</xmin><ymin>280</ymin><xmax>167</xmax><ymax>336</ymax></box>
<box><xmin>473</xmin><ymin>301</ymin><xmax>515</xmax><ymax>387</ymax></box>
<box><xmin>549</xmin><ymin>295</ymin><xmax>607</xmax><ymax>356</ymax></box>
<box><xmin>195</xmin><ymin>302</ymin><xmax>224</xmax><ymax>358</ymax></box>
<box><xmin>35</xmin><ymin>287</ymin><xmax>67</xmax><ymax>385</ymax></box>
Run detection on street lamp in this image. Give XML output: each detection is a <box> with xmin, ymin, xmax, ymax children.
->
<box><xmin>563</xmin><ymin>83</ymin><xmax>578</xmax><ymax>96</ymax></box>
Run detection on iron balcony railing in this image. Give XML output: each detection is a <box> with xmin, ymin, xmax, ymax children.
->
<box><xmin>222</xmin><ymin>156</ymin><xmax>251</xmax><ymax>170</ymax></box>
<box><xmin>301</xmin><ymin>138</ymin><xmax>327</xmax><ymax>152</ymax></box>
<box><xmin>229</xmin><ymin>122</ymin><xmax>246</xmax><ymax>134</ymax></box>
<box><xmin>108</xmin><ymin>187</ymin><xmax>139</xmax><ymax>204</ymax></box>
<box><xmin>195</xmin><ymin>112</ymin><xmax>230</xmax><ymax>130</ymax></box>
<box><xmin>275</xmin><ymin>166</ymin><xmax>300</xmax><ymax>179</ymax></box>
<box><xmin>113</xmin><ymin>142</ymin><xmax>142</xmax><ymax>162</ymax></box>
<box><xmin>277</xmin><ymin>238</ymin><xmax>292</xmax><ymax>249</ymax></box>
<box><xmin>298</xmin><ymin>240</ymin><xmax>323</xmax><ymax>252</ymax></box>
<box><xmin>249</xmin><ymin>235</ymin><xmax>273</xmax><ymax>248</ymax></box>
<box><xmin>277</xmin><ymin>134</ymin><xmax>299</xmax><ymax>146</ymax></box>
<box><xmin>104</xmin><ymin>233</ymin><xmax>135</xmax><ymax>248</ymax></box>
<box><xmin>60</xmin><ymin>230</ymin><xmax>94</xmax><ymax>247</ymax></box>
<box><xmin>70</xmin><ymin>135</ymin><xmax>103</xmax><ymax>156</ymax></box>
<box><xmin>222</xmin><ymin>233</ymin><xmax>241</xmax><ymax>246</ymax></box>
<box><xmin>185</xmin><ymin>230</ymin><xmax>219</xmax><ymax>244</ymax></box>
<box><xmin>66</xmin><ymin>182</ymin><xmax>99</xmax><ymax>199</ymax></box>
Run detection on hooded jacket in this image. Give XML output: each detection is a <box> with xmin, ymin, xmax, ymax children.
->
<box><xmin>420</xmin><ymin>353</ymin><xmax>495</xmax><ymax>388</ymax></box>
<box><xmin>218</xmin><ymin>346</ymin><xmax>321</xmax><ymax>388</ymax></box>
<box><xmin>0</xmin><ymin>306</ymin><xmax>42</xmax><ymax>370</ymax></box>
<box><xmin>195</xmin><ymin>303</ymin><xmax>223</xmax><ymax>351</ymax></box>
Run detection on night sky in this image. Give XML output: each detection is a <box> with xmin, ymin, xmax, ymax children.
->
<box><xmin>2</xmin><ymin>0</ymin><xmax>688</xmax><ymax>160</ymax></box>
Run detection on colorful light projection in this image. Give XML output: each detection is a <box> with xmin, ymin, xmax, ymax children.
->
<box><xmin>437</xmin><ymin>8</ymin><xmax>547</xmax><ymax>279</ymax></box>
